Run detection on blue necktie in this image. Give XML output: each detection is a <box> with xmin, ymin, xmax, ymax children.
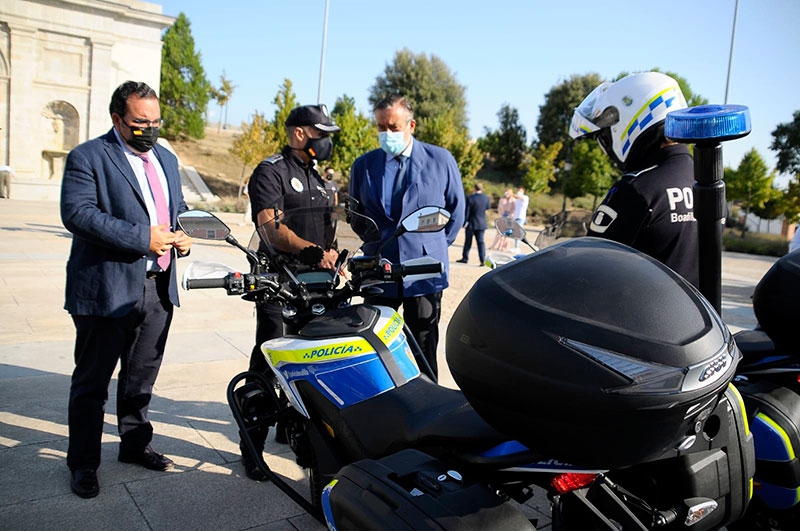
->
<box><xmin>390</xmin><ymin>155</ymin><xmax>407</xmax><ymax>220</ymax></box>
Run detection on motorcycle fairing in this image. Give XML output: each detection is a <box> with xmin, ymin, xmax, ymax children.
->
<box><xmin>750</xmin><ymin>412</ymin><xmax>800</xmax><ymax>509</ymax></box>
<box><xmin>263</xmin><ymin>306</ymin><xmax>421</xmax><ymax>418</ymax></box>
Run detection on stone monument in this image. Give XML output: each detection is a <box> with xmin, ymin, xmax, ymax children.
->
<box><xmin>0</xmin><ymin>1</ymin><xmax>174</xmax><ymax>200</ymax></box>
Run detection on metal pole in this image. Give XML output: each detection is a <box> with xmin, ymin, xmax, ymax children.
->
<box><xmin>693</xmin><ymin>143</ymin><xmax>725</xmax><ymax>313</ymax></box>
<box><xmin>317</xmin><ymin>0</ymin><xmax>330</xmax><ymax>104</ymax></box>
<box><xmin>724</xmin><ymin>0</ymin><xmax>739</xmax><ymax>104</ymax></box>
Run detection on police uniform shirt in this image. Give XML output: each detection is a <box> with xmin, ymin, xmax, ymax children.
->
<box><xmin>587</xmin><ymin>143</ymin><xmax>699</xmax><ymax>287</ymax></box>
<box><xmin>248</xmin><ymin>145</ymin><xmax>333</xmax><ymax>249</ymax></box>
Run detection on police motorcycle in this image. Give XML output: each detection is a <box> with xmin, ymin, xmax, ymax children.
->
<box><xmin>725</xmin><ymin>249</ymin><xmax>800</xmax><ymax>530</ymax></box>
<box><xmin>178</xmin><ymin>205</ymin><xmax>754</xmax><ymax>530</ymax></box>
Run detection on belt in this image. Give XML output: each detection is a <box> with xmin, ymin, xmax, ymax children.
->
<box><xmin>146</xmin><ymin>271</ymin><xmax>165</xmax><ymax>279</ymax></box>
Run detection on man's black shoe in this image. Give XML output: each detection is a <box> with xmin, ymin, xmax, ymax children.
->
<box><xmin>456</xmin><ymin>258</ymin><xmax>468</xmax><ymax>264</ymax></box>
<box><xmin>70</xmin><ymin>468</ymin><xmax>99</xmax><ymax>499</ymax></box>
<box><xmin>118</xmin><ymin>445</ymin><xmax>174</xmax><ymax>471</ymax></box>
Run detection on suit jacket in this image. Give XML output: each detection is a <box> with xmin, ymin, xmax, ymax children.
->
<box><xmin>464</xmin><ymin>192</ymin><xmax>491</xmax><ymax>231</ymax></box>
<box><xmin>61</xmin><ymin>129</ymin><xmax>188</xmax><ymax>317</ymax></box>
<box><xmin>349</xmin><ymin>140</ymin><xmax>465</xmax><ymax>298</ymax></box>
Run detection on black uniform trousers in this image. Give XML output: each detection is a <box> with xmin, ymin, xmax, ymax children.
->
<box><xmin>242</xmin><ymin>301</ymin><xmax>286</xmax><ymax>451</ymax></box>
<box><xmin>67</xmin><ymin>273</ymin><xmax>173</xmax><ymax>471</ymax></box>
<box><xmin>461</xmin><ymin>227</ymin><xmax>486</xmax><ymax>264</ymax></box>
<box><xmin>365</xmin><ymin>291</ymin><xmax>443</xmax><ymax>379</ymax></box>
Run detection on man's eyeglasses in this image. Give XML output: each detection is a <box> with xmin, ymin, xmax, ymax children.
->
<box><xmin>125</xmin><ymin>117</ymin><xmax>165</xmax><ymax>128</ymax></box>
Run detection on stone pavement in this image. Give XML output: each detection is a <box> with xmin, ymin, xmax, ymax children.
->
<box><xmin>0</xmin><ymin>199</ymin><xmax>778</xmax><ymax>530</ymax></box>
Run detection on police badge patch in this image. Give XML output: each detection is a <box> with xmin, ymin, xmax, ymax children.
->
<box><xmin>291</xmin><ymin>177</ymin><xmax>304</xmax><ymax>192</ymax></box>
<box><xmin>589</xmin><ymin>205</ymin><xmax>618</xmax><ymax>234</ymax></box>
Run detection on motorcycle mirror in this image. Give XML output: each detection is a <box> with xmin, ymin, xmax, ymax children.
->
<box><xmin>495</xmin><ymin>217</ymin><xmax>525</xmax><ymax>240</ymax></box>
<box><xmin>178</xmin><ymin>210</ymin><xmax>231</xmax><ymax>240</ymax></box>
<box><xmin>401</xmin><ymin>206</ymin><xmax>451</xmax><ymax>233</ymax></box>
<box><xmin>375</xmin><ymin>207</ymin><xmax>451</xmax><ymax>255</ymax></box>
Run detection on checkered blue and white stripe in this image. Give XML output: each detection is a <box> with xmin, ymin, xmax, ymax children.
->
<box><xmin>619</xmin><ymin>86</ymin><xmax>683</xmax><ymax>156</ymax></box>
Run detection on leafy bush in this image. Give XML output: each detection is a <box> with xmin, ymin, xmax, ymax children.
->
<box><xmin>722</xmin><ymin>229</ymin><xmax>788</xmax><ymax>257</ymax></box>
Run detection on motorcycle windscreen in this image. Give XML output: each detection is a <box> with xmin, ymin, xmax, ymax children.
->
<box><xmin>253</xmin><ymin>203</ymin><xmax>380</xmax><ymax>262</ymax></box>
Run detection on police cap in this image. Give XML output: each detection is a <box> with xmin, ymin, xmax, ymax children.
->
<box><xmin>285</xmin><ymin>104</ymin><xmax>341</xmax><ymax>133</ymax></box>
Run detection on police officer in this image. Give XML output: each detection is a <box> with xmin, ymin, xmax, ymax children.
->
<box><xmin>242</xmin><ymin>104</ymin><xmax>340</xmax><ymax>480</ymax></box>
<box><xmin>570</xmin><ymin>72</ymin><xmax>699</xmax><ymax>288</ymax></box>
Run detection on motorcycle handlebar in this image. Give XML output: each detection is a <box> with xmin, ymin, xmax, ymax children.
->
<box><xmin>397</xmin><ymin>263</ymin><xmax>443</xmax><ymax>277</ymax></box>
<box><xmin>185</xmin><ymin>278</ymin><xmax>228</xmax><ymax>290</ymax></box>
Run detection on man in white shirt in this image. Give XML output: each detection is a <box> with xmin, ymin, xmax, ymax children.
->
<box><xmin>512</xmin><ymin>188</ymin><xmax>529</xmax><ymax>251</ymax></box>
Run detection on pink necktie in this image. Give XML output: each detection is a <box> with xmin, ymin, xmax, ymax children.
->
<box><xmin>138</xmin><ymin>153</ymin><xmax>171</xmax><ymax>271</ymax></box>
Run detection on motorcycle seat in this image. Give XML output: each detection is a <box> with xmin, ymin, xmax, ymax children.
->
<box><xmin>302</xmin><ymin>375</ymin><xmax>509</xmax><ymax>460</ymax></box>
<box><xmin>734</xmin><ymin>329</ymin><xmax>798</xmax><ymax>364</ymax></box>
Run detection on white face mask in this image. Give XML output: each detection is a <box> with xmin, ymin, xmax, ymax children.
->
<box><xmin>378</xmin><ymin>130</ymin><xmax>408</xmax><ymax>155</ymax></box>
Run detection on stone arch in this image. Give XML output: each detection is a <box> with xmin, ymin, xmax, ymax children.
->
<box><xmin>41</xmin><ymin>101</ymin><xmax>79</xmax><ymax>179</ymax></box>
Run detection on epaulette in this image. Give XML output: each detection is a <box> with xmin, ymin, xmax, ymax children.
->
<box><xmin>262</xmin><ymin>154</ymin><xmax>284</xmax><ymax>165</ymax></box>
<box><xmin>622</xmin><ymin>164</ymin><xmax>658</xmax><ymax>182</ymax></box>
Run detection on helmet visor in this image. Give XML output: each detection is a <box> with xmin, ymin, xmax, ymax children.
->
<box><xmin>570</xmin><ymin>81</ymin><xmax>620</xmax><ymax>139</ymax></box>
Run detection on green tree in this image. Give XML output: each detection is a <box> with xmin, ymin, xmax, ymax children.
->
<box><xmin>751</xmin><ymin>188</ymin><xmax>784</xmax><ymax>233</ymax></box>
<box><xmin>422</xmin><ymin>109</ymin><xmax>483</xmax><ymax>194</ymax></box>
<box><xmin>368</xmin><ymin>48</ymin><xmax>468</xmax><ymax>131</ymax></box>
<box><xmin>269</xmin><ymin>79</ymin><xmax>298</xmax><ymax>149</ymax></box>
<box><xmin>210</xmin><ymin>71</ymin><xmax>236</xmax><ymax>133</ymax></box>
<box><xmin>159</xmin><ymin>13</ymin><xmax>210</xmax><ymax>140</ymax></box>
<box><xmin>329</xmin><ymin>95</ymin><xmax>377</xmax><ymax>188</ymax></box>
<box><xmin>771</xmin><ymin>110</ymin><xmax>800</xmax><ymax>175</ymax></box>
<box><xmin>724</xmin><ymin>148</ymin><xmax>776</xmax><ymax>236</ymax></box>
<box><xmin>535</xmin><ymin>73</ymin><xmax>604</xmax><ymax>175</ymax></box>
<box><xmin>523</xmin><ymin>142</ymin><xmax>562</xmax><ymax>195</ymax></box>
<box><xmin>779</xmin><ymin>176</ymin><xmax>800</xmax><ymax>224</ymax></box>
<box><xmin>230</xmin><ymin>110</ymin><xmax>278</xmax><ymax>186</ymax></box>
<box><xmin>479</xmin><ymin>103</ymin><xmax>527</xmax><ymax>178</ymax></box>
<box><xmin>568</xmin><ymin>141</ymin><xmax>616</xmax><ymax>209</ymax></box>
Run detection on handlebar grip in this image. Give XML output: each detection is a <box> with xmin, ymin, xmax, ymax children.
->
<box><xmin>185</xmin><ymin>278</ymin><xmax>228</xmax><ymax>290</ymax></box>
<box><xmin>400</xmin><ymin>263</ymin><xmax>443</xmax><ymax>276</ymax></box>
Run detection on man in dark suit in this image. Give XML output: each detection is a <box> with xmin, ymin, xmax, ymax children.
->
<box><xmin>60</xmin><ymin>81</ymin><xmax>192</xmax><ymax>498</ymax></box>
<box><xmin>349</xmin><ymin>95</ymin><xmax>464</xmax><ymax>378</ymax></box>
<box><xmin>457</xmin><ymin>182</ymin><xmax>491</xmax><ymax>265</ymax></box>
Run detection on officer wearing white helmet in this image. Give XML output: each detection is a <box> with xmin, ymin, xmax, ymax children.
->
<box><xmin>570</xmin><ymin>71</ymin><xmax>699</xmax><ymax>287</ymax></box>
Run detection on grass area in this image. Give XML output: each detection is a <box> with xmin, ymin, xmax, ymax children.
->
<box><xmin>723</xmin><ymin>228</ymin><xmax>789</xmax><ymax>257</ymax></box>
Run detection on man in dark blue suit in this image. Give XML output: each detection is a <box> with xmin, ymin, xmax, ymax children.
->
<box><xmin>60</xmin><ymin>81</ymin><xmax>192</xmax><ymax>498</ymax></box>
<box><xmin>457</xmin><ymin>182</ymin><xmax>491</xmax><ymax>265</ymax></box>
<box><xmin>349</xmin><ymin>95</ymin><xmax>465</xmax><ymax>378</ymax></box>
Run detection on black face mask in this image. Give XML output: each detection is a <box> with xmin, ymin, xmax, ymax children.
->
<box><xmin>303</xmin><ymin>135</ymin><xmax>333</xmax><ymax>161</ymax></box>
<box><xmin>124</xmin><ymin>124</ymin><xmax>160</xmax><ymax>152</ymax></box>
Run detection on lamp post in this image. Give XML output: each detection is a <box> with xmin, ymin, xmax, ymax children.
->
<box><xmin>665</xmin><ymin>105</ymin><xmax>751</xmax><ymax>313</ymax></box>
<box><xmin>317</xmin><ymin>0</ymin><xmax>330</xmax><ymax>104</ymax></box>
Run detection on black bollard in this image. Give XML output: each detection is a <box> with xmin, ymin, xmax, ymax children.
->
<box><xmin>665</xmin><ymin>105</ymin><xmax>751</xmax><ymax>314</ymax></box>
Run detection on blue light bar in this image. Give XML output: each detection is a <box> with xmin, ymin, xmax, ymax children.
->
<box><xmin>665</xmin><ymin>104</ymin><xmax>751</xmax><ymax>143</ymax></box>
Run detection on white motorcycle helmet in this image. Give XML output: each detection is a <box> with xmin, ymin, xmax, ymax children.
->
<box><xmin>569</xmin><ymin>72</ymin><xmax>688</xmax><ymax>170</ymax></box>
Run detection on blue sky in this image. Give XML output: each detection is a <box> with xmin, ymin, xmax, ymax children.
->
<box><xmin>156</xmin><ymin>0</ymin><xmax>799</xmax><ymax>183</ymax></box>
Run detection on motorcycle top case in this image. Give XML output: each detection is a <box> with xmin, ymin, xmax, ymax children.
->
<box><xmin>752</xmin><ymin>248</ymin><xmax>800</xmax><ymax>349</ymax></box>
<box><xmin>262</xmin><ymin>305</ymin><xmax>421</xmax><ymax>417</ymax></box>
<box><xmin>447</xmin><ymin>238</ymin><xmax>740</xmax><ymax>469</ymax></box>
<box><xmin>321</xmin><ymin>449</ymin><xmax>536</xmax><ymax>531</ymax></box>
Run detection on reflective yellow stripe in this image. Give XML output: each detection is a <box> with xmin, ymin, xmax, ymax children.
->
<box><xmin>619</xmin><ymin>86</ymin><xmax>678</xmax><ymax>141</ymax></box>
<box><xmin>728</xmin><ymin>383</ymin><xmax>750</xmax><ymax>435</ymax></box>
<box><xmin>756</xmin><ymin>412</ymin><xmax>796</xmax><ymax>459</ymax></box>
<box><xmin>266</xmin><ymin>338</ymin><xmax>373</xmax><ymax>365</ymax></box>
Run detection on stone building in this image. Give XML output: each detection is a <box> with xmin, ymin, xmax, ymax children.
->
<box><xmin>0</xmin><ymin>0</ymin><xmax>174</xmax><ymax>200</ymax></box>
